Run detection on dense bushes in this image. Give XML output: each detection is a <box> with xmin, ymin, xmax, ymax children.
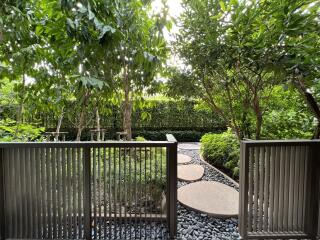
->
<box><xmin>261</xmin><ymin>87</ymin><xmax>314</xmax><ymax>140</ymax></box>
<box><xmin>0</xmin><ymin>118</ymin><xmax>44</xmax><ymax>142</ymax></box>
<box><xmin>200</xmin><ymin>129</ymin><xmax>240</xmax><ymax>179</ymax></box>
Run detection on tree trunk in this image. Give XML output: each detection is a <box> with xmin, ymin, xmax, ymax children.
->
<box><xmin>76</xmin><ymin>91</ymin><xmax>90</xmax><ymax>141</ymax></box>
<box><xmin>17</xmin><ymin>74</ymin><xmax>26</xmax><ymax>123</ymax></box>
<box><xmin>255</xmin><ymin>111</ymin><xmax>262</xmax><ymax>140</ymax></box>
<box><xmin>0</xmin><ymin>29</ymin><xmax>3</xmax><ymax>43</ymax></box>
<box><xmin>293</xmin><ymin>75</ymin><xmax>320</xmax><ymax>139</ymax></box>
<box><xmin>55</xmin><ymin>110</ymin><xmax>64</xmax><ymax>141</ymax></box>
<box><xmin>123</xmin><ymin>94</ymin><xmax>132</xmax><ymax>140</ymax></box>
<box><xmin>313</xmin><ymin>122</ymin><xmax>320</xmax><ymax>139</ymax></box>
<box><xmin>225</xmin><ymin>83</ymin><xmax>244</xmax><ymax>140</ymax></box>
<box><xmin>76</xmin><ymin>108</ymin><xmax>85</xmax><ymax>141</ymax></box>
<box><xmin>95</xmin><ymin>107</ymin><xmax>101</xmax><ymax>141</ymax></box>
<box><xmin>240</xmin><ymin>111</ymin><xmax>250</xmax><ymax>139</ymax></box>
<box><xmin>251</xmin><ymin>89</ymin><xmax>263</xmax><ymax>140</ymax></box>
<box><xmin>122</xmin><ymin>65</ymin><xmax>132</xmax><ymax>140</ymax></box>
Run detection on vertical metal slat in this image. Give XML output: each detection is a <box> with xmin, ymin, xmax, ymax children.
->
<box><xmin>84</xmin><ymin>147</ymin><xmax>92</xmax><ymax>239</ymax></box>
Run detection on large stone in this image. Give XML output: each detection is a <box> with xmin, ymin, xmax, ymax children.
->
<box><xmin>178</xmin><ymin>164</ymin><xmax>204</xmax><ymax>182</ymax></box>
<box><xmin>178</xmin><ymin>154</ymin><xmax>192</xmax><ymax>164</ymax></box>
<box><xmin>178</xmin><ymin>181</ymin><xmax>239</xmax><ymax>218</ymax></box>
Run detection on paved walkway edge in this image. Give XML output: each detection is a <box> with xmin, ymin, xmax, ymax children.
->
<box><xmin>199</xmin><ymin>154</ymin><xmax>239</xmax><ymax>188</ymax></box>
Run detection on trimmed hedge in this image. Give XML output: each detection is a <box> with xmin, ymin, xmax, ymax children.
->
<box><xmin>56</xmin><ymin>128</ymin><xmax>211</xmax><ymax>142</ymax></box>
<box><xmin>35</xmin><ymin>100</ymin><xmax>226</xmax><ymax>133</ymax></box>
<box><xmin>200</xmin><ymin>130</ymin><xmax>240</xmax><ymax>179</ymax></box>
<box><xmin>133</xmin><ymin>130</ymin><xmax>208</xmax><ymax>142</ymax></box>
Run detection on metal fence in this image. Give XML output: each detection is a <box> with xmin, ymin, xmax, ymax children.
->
<box><xmin>0</xmin><ymin>135</ymin><xmax>177</xmax><ymax>240</ymax></box>
<box><xmin>239</xmin><ymin>140</ymin><xmax>320</xmax><ymax>239</ymax></box>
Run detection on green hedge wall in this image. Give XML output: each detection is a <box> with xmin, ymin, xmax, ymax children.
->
<box><xmin>39</xmin><ymin>100</ymin><xmax>226</xmax><ymax>133</ymax></box>
<box><xmin>12</xmin><ymin>99</ymin><xmax>226</xmax><ymax>141</ymax></box>
<box><xmin>58</xmin><ymin>129</ymin><xmax>215</xmax><ymax>142</ymax></box>
<box><xmin>131</xmin><ymin>100</ymin><xmax>225</xmax><ymax>130</ymax></box>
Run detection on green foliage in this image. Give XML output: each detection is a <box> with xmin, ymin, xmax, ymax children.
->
<box><xmin>133</xmin><ymin>130</ymin><xmax>210</xmax><ymax>142</ymax></box>
<box><xmin>0</xmin><ymin>118</ymin><xmax>44</xmax><ymax>142</ymax></box>
<box><xmin>200</xmin><ymin>129</ymin><xmax>240</xmax><ymax>178</ymax></box>
<box><xmin>135</xmin><ymin>136</ymin><xmax>146</xmax><ymax>141</ymax></box>
<box><xmin>132</xmin><ymin>100</ymin><xmax>226</xmax><ymax>131</ymax></box>
<box><xmin>0</xmin><ymin>0</ymin><xmax>170</xmax><ymax>140</ymax></box>
<box><xmin>25</xmin><ymin>99</ymin><xmax>226</xmax><ymax>132</ymax></box>
<box><xmin>262</xmin><ymin>86</ymin><xmax>314</xmax><ymax>139</ymax></box>
<box><xmin>173</xmin><ymin>0</ymin><xmax>320</xmax><ymax>140</ymax></box>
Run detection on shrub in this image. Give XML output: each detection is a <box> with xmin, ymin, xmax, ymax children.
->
<box><xmin>0</xmin><ymin>118</ymin><xmax>44</xmax><ymax>142</ymax></box>
<box><xmin>200</xmin><ymin>129</ymin><xmax>240</xmax><ymax>179</ymax></box>
<box><xmin>135</xmin><ymin>136</ymin><xmax>147</xmax><ymax>141</ymax></box>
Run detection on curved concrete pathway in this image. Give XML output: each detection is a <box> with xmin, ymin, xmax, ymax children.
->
<box><xmin>177</xmin><ymin>143</ymin><xmax>239</xmax><ymax>218</ymax></box>
<box><xmin>178</xmin><ymin>154</ymin><xmax>192</xmax><ymax>164</ymax></box>
<box><xmin>178</xmin><ymin>164</ymin><xmax>204</xmax><ymax>182</ymax></box>
<box><xmin>178</xmin><ymin>181</ymin><xmax>239</xmax><ymax>218</ymax></box>
<box><xmin>177</xmin><ymin>143</ymin><xmax>240</xmax><ymax>239</ymax></box>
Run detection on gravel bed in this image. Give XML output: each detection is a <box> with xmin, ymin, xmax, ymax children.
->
<box><xmin>177</xmin><ymin>148</ymin><xmax>240</xmax><ymax>240</ymax></box>
<box><xmin>85</xmin><ymin>146</ymin><xmax>240</xmax><ymax>239</ymax></box>
<box><xmin>96</xmin><ymin>222</ymin><xmax>168</xmax><ymax>239</ymax></box>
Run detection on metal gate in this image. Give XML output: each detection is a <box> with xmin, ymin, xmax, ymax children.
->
<box><xmin>239</xmin><ymin>140</ymin><xmax>320</xmax><ymax>239</ymax></box>
<box><xmin>0</xmin><ymin>137</ymin><xmax>177</xmax><ymax>239</ymax></box>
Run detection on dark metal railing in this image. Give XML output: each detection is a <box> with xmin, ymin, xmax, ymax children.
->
<box><xmin>239</xmin><ymin>140</ymin><xmax>320</xmax><ymax>239</ymax></box>
<box><xmin>0</xmin><ymin>135</ymin><xmax>177</xmax><ymax>240</ymax></box>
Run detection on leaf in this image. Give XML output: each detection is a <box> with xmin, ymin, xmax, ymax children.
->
<box><xmin>66</xmin><ymin>18</ymin><xmax>75</xmax><ymax>29</ymax></box>
<box><xmin>144</xmin><ymin>52</ymin><xmax>156</xmax><ymax>62</ymax></box>
<box><xmin>88</xmin><ymin>10</ymin><xmax>95</xmax><ymax>20</ymax></box>
<box><xmin>35</xmin><ymin>25</ymin><xmax>42</xmax><ymax>36</ymax></box>
<box><xmin>211</xmin><ymin>12</ymin><xmax>223</xmax><ymax>20</ymax></box>
<box><xmin>78</xmin><ymin>5</ymin><xmax>87</xmax><ymax>14</ymax></box>
<box><xmin>219</xmin><ymin>1</ymin><xmax>226</xmax><ymax>12</ymax></box>
<box><xmin>141</xmin><ymin>111</ymin><xmax>151</xmax><ymax>121</ymax></box>
<box><xmin>230</xmin><ymin>0</ymin><xmax>238</xmax><ymax>6</ymax></box>
<box><xmin>94</xmin><ymin>18</ymin><xmax>103</xmax><ymax>30</ymax></box>
<box><xmin>79</xmin><ymin>76</ymin><xmax>107</xmax><ymax>90</ymax></box>
<box><xmin>99</xmin><ymin>25</ymin><xmax>116</xmax><ymax>39</ymax></box>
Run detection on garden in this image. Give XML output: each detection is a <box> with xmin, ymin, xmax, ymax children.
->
<box><xmin>0</xmin><ymin>0</ymin><xmax>320</xmax><ymax>239</ymax></box>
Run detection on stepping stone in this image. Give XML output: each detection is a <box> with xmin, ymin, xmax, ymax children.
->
<box><xmin>178</xmin><ymin>154</ymin><xmax>192</xmax><ymax>164</ymax></box>
<box><xmin>178</xmin><ymin>142</ymin><xmax>201</xmax><ymax>150</ymax></box>
<box><xmin>178</xmin><ymin>181</ymin><xmax>239</xmax><ymax>218</ymax></box>
<box><xmin>178</xmin><ymin>164</ymin><xmax>204</xmax><ymax>182</ymax></box>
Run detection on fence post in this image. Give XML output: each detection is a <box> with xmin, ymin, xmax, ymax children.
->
<box><xmin>310</xmin><ymin>143</ymin><xmax>320</xmax><ymax>239</ymax></box>
<box><xmin>83</xmin><ymin>147</ymin><xmax>91</xmax><ymax>239</ymax></box>
<box><xmin>0</xmin><ymin>148</ymin><xmax>5</xmax><ymax>240</ymax></box>
<box><xmin>239</xmin><ymin>141</ymin><xmax>249</xmax><ymax>240</ymax></box>
<box><xmin>167</xmin><ymin>141</ymin><xmax>177</xmax><ymax>239</ymax></box>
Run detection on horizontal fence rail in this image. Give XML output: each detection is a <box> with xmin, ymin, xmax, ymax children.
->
<box><xmin>239</xmin><ymin>140</ymin><xmax>320</xmax><ymax>239</ymax></box>
<box><xmin>0</xmin><ymin>136</ymin><xmax>177</xmax><ymax>240</ymax></box>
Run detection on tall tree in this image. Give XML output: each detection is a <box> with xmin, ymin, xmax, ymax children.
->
<box><xmin>172</xmin><ymin>0</ymin><xmax>319</xmax><ymax>140</ymax></box>
<box><xmin>113</xmin><ymin>0</ymin><xmax>169</xmax><ymax>139</ymax></box>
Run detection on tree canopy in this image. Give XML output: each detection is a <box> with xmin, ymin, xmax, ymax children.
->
<box><xmin>0</xmin><ymin>0</ymin><xmax>170</xmax><ymax>140</ymax></box>
<box><xmin>168</xmin><ymin>0</ymin><xmax>320</xmax><ymax>140</ymax></box>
